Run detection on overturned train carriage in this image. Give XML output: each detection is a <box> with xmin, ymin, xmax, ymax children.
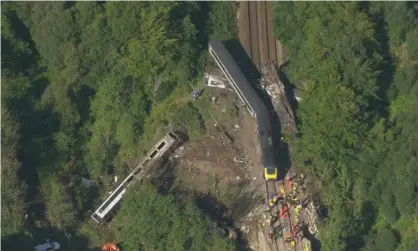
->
<box><xmin>91</xmin><ymin>131</ymin><xmax>182</xmax><ymax>223</ymax></box>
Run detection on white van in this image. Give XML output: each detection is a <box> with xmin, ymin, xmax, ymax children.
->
<box><xmin>34</xmin><ymin>241</ymin><xmax>60</xmax><ymax>251</ymax></box>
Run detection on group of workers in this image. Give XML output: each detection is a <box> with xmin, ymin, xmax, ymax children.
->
<box><xmin>266</xmin><ymin>174</ymin><xmax>310</xmax><ymax>249</ymax></box>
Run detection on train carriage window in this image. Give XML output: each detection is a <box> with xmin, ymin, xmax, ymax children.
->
<box><xmin>157</xmin><ymin>141</ymin><xmax>166</xmax><ymax>150</ymax></box>
<box><xmin>149</xmin><ymin>150</ymin><xmax>158</xmax><ymax>158</ymax></box>
<box><xmin>126</xmin><ymin>176</ymin><xmax>134</xmax><ymax>184</ymax></box>
<box><xmin>92</xmin><ymin>213</ymin><xmax>101</xmax><ymax>222</ymax></box>
<box><xmin>133</xmin><ymin>168</ymin><xmax>142</xmax><ymax>176</ymax></box>
<box><xmin>168</xmin><ymin>132</ymin><xmax>177</xmax><ymax>139</ymax></box>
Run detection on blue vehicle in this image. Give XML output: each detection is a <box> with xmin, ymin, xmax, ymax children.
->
<box><xmin>191</xmin><ymin>89</ymin><xmax>202</xmax><ymax>100</ymax></box>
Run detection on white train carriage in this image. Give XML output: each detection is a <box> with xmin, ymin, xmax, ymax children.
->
<box><xmin>91</xmin><ymin>131</ymin><xmax>181</xmax><ymax>223</ymax></box>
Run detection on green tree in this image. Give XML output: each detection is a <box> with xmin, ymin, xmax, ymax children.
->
<box><xmin>1</xmin><ymin>1</ymin><xmax>238</xmax><ymax>247</ymax></box>
<box><xmin>273</xmin><ymin>2</ymin><xmax>418</xmax><ymax>250</ymax></box>
<box><xmin>1</xmin><ymin>109</ymin><xmax>26</xmax><ymax>237</ymax></box>
<box><xmin>208</xmin><ymin>2</ymin><xmax>237</xmax><ymax>40</ymax></box>
<box><xmin>379</xmin><ymin>192</ymin><xmax>399</xmax><ymax>224</ymax></box>
<box><xmin>41</xmin><ymin>176</ymin><xmax>75</xmax><ymax>230</ymax></box>
<box><xmin>114</xmin><ymin>184</ymin><xmax>234</xmax><ymax>251</ymax></box>
<box><xmin>363</xmin><ymin>228</ymin><xmax>399</xmax><ymax>251</ymax></box>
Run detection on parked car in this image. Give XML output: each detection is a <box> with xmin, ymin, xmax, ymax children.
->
<box><xmin>34</xmin><ymin>241</ymin><xmax>60</xmax><ymax>251</ymax></box>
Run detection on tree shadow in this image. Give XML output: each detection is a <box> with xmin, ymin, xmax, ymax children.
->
<box><xmin>2</xmin><ymin>228</ymin><xmax>96</xmax><ymax>251</ymax></box>
<box><xmin>152</xmin><ymin>158</ymin><xmax>178</xmax><ymax>195</ymax></box>
<box><xmin>194</xmin><ymin>2</ymin><xmax>211</xmax><ymax>50</ymax></box>
<box><xmin>194</xmin><ymin>192</ymin><xmax>251</xmax><ymax>251</ymax></box>
<box><xmin>1</xmin><ymin>9</ymin><xmax>39</xmax><ymax>71</ymax></box>
<box><xmin>2</xmin><ymin>11</ymin><xmax>58</xmax><ymax>223</ymax></box>
<box><xmin>347</xmin><ymin>201</ymin><xmax>378</xmax><ymax>250</ymax></box>
<box><xmin>69</xmin><ymin>84</ymin><xmax>95</xmax><ymax>126</ymax></box>
<box><xmin>372</xmin><ymin>21</ymin><xmax>396</xmax><ymax>117</ymax></box>
<box><xmin>69</xmin><ymin>180</ymin><xmax>101</xmax><ymax>221</ymax></box>
<box><xmin>1</xmin><ymin>231</ymin><xmax>34</xmax><ymax>251</ymax></box>
<box><xmin>227</xmin><ymin>180</ymin><xmax>264</xmax><ymax>221</ymax></box>
<box><xmin>361</xmin><ymin>3</ymin><xmax>396</xmax><ymax>120</ymax></box>
<box><xmin>223</xmin><ymin>39</ymin><xmax>261</xmax><ymax>83</ymax></box>
<box><xmin>361</xmin><ymin>201</ymin><xmax>377</xmax><ymax>236</ymax></box>
<box><xmin>301</xmin><ymin>224</ymin><xmax>321</xmax><ymax>251</ymax></box>
<box><xmin>150</xmin><ymin>135</ymin><xmax>188</xmax><ymax>194</ymax></box>
<box><xmin>278</xmin><ymin>66</ymin><xmax>301</xmax><ymax>126</ymax></box>
<box><xmin>17</xmin><ymin>102</ymin><xmax>61</xmax><ymax>221</ymax></box>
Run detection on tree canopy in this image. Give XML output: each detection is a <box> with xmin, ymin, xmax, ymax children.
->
<box><xmin>114</xmin><ymin>185</ymin><xmax>234</xmax><ymax>251</ymax></box>
<box><xmin>3</xmin><ymin>1</ymin><xmax>416</xmax><ymax>250</ymax></box>
<box><xmin>273</xmin><ymin>2</ymin><xmax>418</xmax><ymax>250</ymax></box>
<box><xmin>1</xmin><ymin>2</ymin><xmax>237</xmax><ymax>249</ymax></box>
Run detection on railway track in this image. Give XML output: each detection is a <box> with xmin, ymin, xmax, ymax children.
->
<box><xmin>265</xmin><ymin>179</ymin><xmax>297</xmax><ymax>251</ymax></box>
<box><xmin>238</xmin><ymin>1</ymin><xmax>280</xmax><ymax>71</ymax></box>
<box><xmin>264</xmin><ymin>180</ymin><xmax>280</xmax><ymax>251</ymax></box>
<box><xmin>283</xmin><ymin>175</ymin><xmax>307</xmax><ymax>251</ymax></box>
<box><xmin>237</xmin><ymin>2</ymin><xmax>302</xmax><ymax>250</ymax></box>
<box><xmin>248</xmin><ymin>1</ymin><xmax>260</xmax><ymax>69</ymax></box>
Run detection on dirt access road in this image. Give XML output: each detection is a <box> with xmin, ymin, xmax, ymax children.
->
<box><xmin>238</xmin><ymin>1</ymin><xmax>283</xmax><ymax>71</ymax></box>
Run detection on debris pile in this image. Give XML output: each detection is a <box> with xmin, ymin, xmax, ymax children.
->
<box><xmin>204</xmin><ymin>66</ymin><xmax>229</xmax><ymax>89</ymax></box>
<box><xmin>260</xmin><ymin>62</ymin><xmax>297</xmax><ymax>133</ymax></box>
<box><xmin>249</xmin><ymin>172</ymin><xmax>320</xmax><ymax>251</ymax></box>
<box><xmin>305</xmin><ymin>201</ymin><xmax>319</xmax><ymax>235</ymax></box>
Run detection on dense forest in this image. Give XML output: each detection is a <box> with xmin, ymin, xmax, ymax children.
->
<box><xmin>1</xmin><ymin>2</ymin><xmax>237</xmax><ymax>250</ymax></box>
<box><xmin>273</xmin><ymin>2</ymin><xmax>418</xmax><ymax>251</ymax></box>
<box><xmin>2</xmin><ymin>1</ymin><xmax>417</xmax><ymax>251</ymax></box>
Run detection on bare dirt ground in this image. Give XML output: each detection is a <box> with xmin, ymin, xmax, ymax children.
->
<box><xmin>170</xmin><ymin>87</ymin><xmax>265</xmax><ymax>217</ymax></box>
<box><xmin>119</xmin><ymin>87</ymin><xmax>270</xmax><ymax>250</ymax></box>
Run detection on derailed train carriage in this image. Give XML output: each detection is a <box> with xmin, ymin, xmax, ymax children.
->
<box><xmin>208</xmin><ymin>40</ymin><xmax>278</xmax><ymax>181</ymax></box>
<box><xmin>91</xmin><ymin>131</ymin><xmax>182</xmax><ymax>223</ymax></box>
<box><xmin>256</xmin><ymin>109</ymin><xmax>278</xmax><ymax>181</ymax></box>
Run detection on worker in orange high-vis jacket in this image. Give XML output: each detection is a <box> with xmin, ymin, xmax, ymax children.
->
<box><xmin>286</xmin><ymin>177</ymin><xmax>293</xmax><ymax>189</ymax></box>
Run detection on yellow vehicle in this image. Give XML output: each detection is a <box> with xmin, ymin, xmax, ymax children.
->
<box><xmin>264</xmin><ymin>167</ymin><xmax>278</xmax><ymax>180</ymax></box>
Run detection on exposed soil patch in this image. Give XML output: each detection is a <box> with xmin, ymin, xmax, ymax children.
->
<box><xmin>172</xmin><ymin>87</ymin><xmax>265</xmax><ymax>204</ymax></box>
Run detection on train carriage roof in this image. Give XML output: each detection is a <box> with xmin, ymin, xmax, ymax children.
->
<box><xmin>208</xmin><ymin>40</ymin><xmax>266</xmax><ymax>113</ymax></box>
